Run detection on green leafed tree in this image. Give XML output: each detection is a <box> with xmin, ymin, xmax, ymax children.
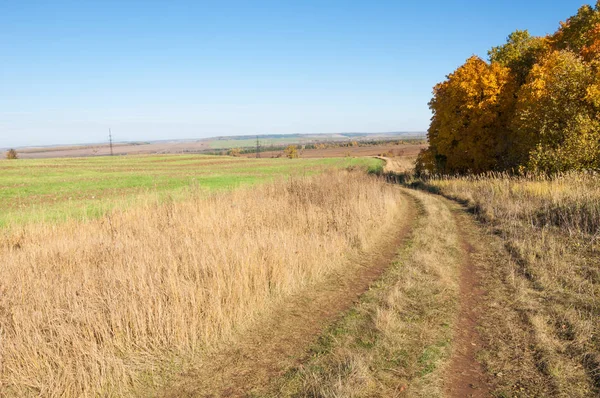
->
<box><xmin>551</xmin><ymin>2</ymin><xmax>600</xmax><ymax>54</ymax></box>
<box><xmin>488</xmin><ymin>30</ymin><xmax>549</xmax><ymax>85</ymax></box>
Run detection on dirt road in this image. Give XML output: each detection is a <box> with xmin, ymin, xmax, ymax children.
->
<box><xmin>160</xmin><ymin>160</ymin><xmax>530</xmax><ymax>397</ymax></box>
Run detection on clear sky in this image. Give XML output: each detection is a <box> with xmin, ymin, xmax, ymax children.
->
<box><xmin>0</xmin><ymin>0</ymin><xmax>594</xmax><ymax>147</ymax></box>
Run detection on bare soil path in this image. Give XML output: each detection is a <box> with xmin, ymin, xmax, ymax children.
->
<box><xmin>383</xmin><ymin>159</ymin><xmax>495</xmax><ymax>397</ymax></box>
<box><xmin>444</xmin><ymin>205</ymin><xmax>493</xmax><ymax>397</ymax></box>
<box><xmin>161</xmin><ymin>189</ymin><xmax>417</xmax><ymax>397</ymax></box>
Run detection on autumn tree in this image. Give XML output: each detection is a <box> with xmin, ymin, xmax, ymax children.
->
<box><xmin>284</xmin><ymin>145</ymin><xmax>298</xmax><ymax>159</ymax></box>
<box><xmin>552</xmin><ymin>2</ymin><xmax>600</xmax><ymax>54</ymax></box>
<box><xmin>513</xmin><ymin>50</ymin><xmax>600</xmax><ymax>172</ymax></box>
<box><xmin>489</xmin><ymin>30</ymin><xmax>549</xmax><ymax>84</ymax></box>
<box><xmin>581</xmin><ymin>23</ymin><xmax>600</xmax><ymax>61</ymax></box>
<box><xmin>419</xmin><ymin>3</ymin><xmax>600</xmax><ymax>175</ymax></box>
<box><xmin>6</xmin><ymin>149</ymin><xmax>18</xmax><ymax>160</ymax></box>
<box><xmin>417</xmin><ymin>56</ymin><xmax>516</xmax><ymax>174</ymax></box>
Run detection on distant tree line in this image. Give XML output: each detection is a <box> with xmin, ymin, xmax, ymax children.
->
<box><xmin>202</xmin><ymin>138</ymin><xmax>425</xmax><ymax>157</ymax></box>
<box><xmin>417</xmin><ymin>2</ymin><xmax>600</xmax><ymax>174</ymax></box>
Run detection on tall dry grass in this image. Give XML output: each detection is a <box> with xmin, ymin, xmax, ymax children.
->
<box><xmin>0</xmin><ymin>170</ymin><xmax>405</xmax><ymax>397</ymax></box>
<box><xmin>430</xmin><ymin>172</ymin><xmax>600</xmax><ymax>236</ymax></box>
<box><xmin>278</xmin><ymin>189</ymin><xmax>460</xmax><ymax>397</ymax></box>
<box><xmin>426</xmin><ymin>172</ymin><xmax>600</xmax><ymax>396</ymax></box>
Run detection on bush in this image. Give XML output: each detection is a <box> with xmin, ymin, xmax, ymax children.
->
<box><xmin>227</xmin><ymin>148</ymin><xmax>241</xmax><ymax>157</ymax></box>
<box><xmin>284</xmin><ymin>145</ymin><xmax>298</xmax><ymax>159</ymax></box>
<box><xmin>6</xmin><ymin>149</ymin><xmax>18</xmax><ymax>160</ymax></box>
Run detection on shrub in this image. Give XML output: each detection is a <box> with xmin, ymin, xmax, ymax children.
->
<box><xmin>227</xmin><ymin>148</ymin><xmax>241</xmax><ymax>157</ymax></box>
<box><xmin>6</xmin><ymin>149</ymin><xmax>18</xmax><ymax>159</ymax></box>
<box><xmin>284</xmin><ymin>145</ymin><xmax>298</xmax><ymax>159</ymax></box>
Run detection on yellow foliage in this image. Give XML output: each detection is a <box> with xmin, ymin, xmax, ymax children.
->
<box><xmin>420</xmin><ymin>56</ymin><xmax>516</xmax><ymax>173</ymax></box>
<box><xmin>284</xmin><ymin>145</ymin><xmax>298</xmax><ymax>159</ymax></box>
<box><xmin>6</xmin><ymin>149</ymin><xmax>18</xmax><ymax>160</ymax></box>
<box><xmin>227</xmin><ymin>148</ymin><xmax>241</xmax><ymax>157</ymax></box>
<box><xmin>514</xmin><ymin>50</ymin><xmax>600</xmax><ymax>172</ymax></box>
<box><xmin>488</xmin><ymin>30</ymin><xmax>550</xmax><ymax>84</ymax></box>
<box><xmin>421</xmin><ymin>3</ymin><xmax>600</xmax><ymax>174</ymax></box>
<box><xmin>551</xmin><ymin>3</ymin><xmax>600</xmax><ymax>54</ymax></box>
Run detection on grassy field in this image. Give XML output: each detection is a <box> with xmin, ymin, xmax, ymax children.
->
<box><xmin>7</xmin><ymin>151</ymin><xmax>598</xmax><ymax>396</ymax></box>
<box><xmin>242</xmin><ymin>142</ymin><xmax>426</xmax><ymax>159</ymax></box>
<box><xmin>419</xmin><ymin>172</ymin><xmax>600</xmax><ymax>396</ymax></box>
<box><xmin>0</xmin><ymin>154</ymin><xmax>381</xmax><ymax>227</ymax></box>
<box><xmin>209</xmin><ymin>137</ymin><xmax>305</xmax><ymax>149</ymax></box>
<box><xmin>0</xmin><ymin>168</ymin><xmax>404</xmax><ymax>397</ymax></box>
<box><xmin>207</xmin><ymin>134</ymin><xmax>377</xmax><ymax>149</ymax></box>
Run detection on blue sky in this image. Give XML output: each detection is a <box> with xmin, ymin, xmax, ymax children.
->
<box><xmin>0</xmin><ymin>0</ymin><xmax>594</xmax><ymax>147</ymax></box>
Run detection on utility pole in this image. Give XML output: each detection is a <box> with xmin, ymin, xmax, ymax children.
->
<box><xmin>256</xmin><ymin>135</ymin><xmax>261</xmax><ymax>158</ymax></box>
<box><xmin>109</xmin><ymin>128</ymin><xmax>114</xmax><ymax>156</ymax></box>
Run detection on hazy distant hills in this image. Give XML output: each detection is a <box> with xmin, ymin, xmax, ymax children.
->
<box><xmin>5</xmin><ymin>132</ymin><xmax>426</xmax><ymax>159</ymax></box>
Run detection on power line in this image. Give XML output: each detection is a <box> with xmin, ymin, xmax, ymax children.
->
<box><xmin>109</xmin><ymin>128</ymin><xmax>114</xmax><ymax>156</ymax></box>
<box><xmin>256</xmin><ymin>135</ymin><xmax>261</xmax><ymax>158</ymax></box>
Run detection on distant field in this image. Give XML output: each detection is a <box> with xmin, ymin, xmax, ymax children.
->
<box><xmin>244</xmin><ymin>142</ymin><xmax>426</xmax><ymax>159</ymax></box>
<box><xmin>0</xmin><ymin>154</ymin><xmax>382</xmax><ymax>226</ymax></box>
<box><xmin>208</xmin><ymin>134</ymin><xmax>358</xmax><ymax>149</ymax></box>
<box><xmin>6</xmin><ymin>133</ymin><xmax>425</xmax><ymax>159</ymax></box>
<box><xmin>0</xmin><ymin>168</ymin><xmax>405</xmax><ymax>397</ymax></box>
<box><xmin>12</xmin><ymin>141</ymin><xmax>211</xmax><ymax>159</ymax></box>
<box><xmin>209</xmin><ymin>137</ymin><xmax>304</xmax><ymax>149</ymax></box>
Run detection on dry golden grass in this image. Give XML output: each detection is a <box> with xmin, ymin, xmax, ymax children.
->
<box><xmin>0</xmin><ymin>170</ymin><xmax>405</xmax><ymax>397</ymax></box>
<box><xmin>430</xmin><ymin>172</ymin><xmax>600</xmax><ymax>235</ymax></box>
<box><xmin>426</xmin><ymin>172</ymin><xmax>600</xmax><ymax>396</ymax></box>
<box><xmin>275</xmin><ymin>189</ymin><xmax>462</xmax><ymax>397</ymax></box>
<box><xmin>380</xmin><ymin>155</ymin><xmax>418</xmax><ymax>174</ymax></box>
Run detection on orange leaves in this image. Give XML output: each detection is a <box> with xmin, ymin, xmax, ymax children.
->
<box><xmin>551</xmin><ymin>4</ymin><xmax>600</xmax><ymax>53</ymax></box>
<box><xmin>423</xmin><ymin>56</ymin><xmax>515</xmax><ymax>173</ymax></box>
<box><xmin>419</xmin><ymin>3</ymin><xmax>600</xmax><ymax>175</ymax></box>
<box><xmin>581</xmin><ymin>23</ymin><xmax>600</xmax><ymax>60</ymax></box>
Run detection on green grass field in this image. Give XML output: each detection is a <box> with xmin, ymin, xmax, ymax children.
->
<box><xmin>0</xmin><ymin>154</ymin><xmax>382</xmax><ymax>227</ymax></box>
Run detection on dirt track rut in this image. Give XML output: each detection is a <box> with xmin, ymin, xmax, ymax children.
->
<box><xmin>444</xmin><ymin>204</ymin><xmax>493</xmax><ymax>397</ymax></box>
<box><xmin>162</xmin><ymin>158</ymin><xmax>497</xmax><ymax>397</ymax></box>
<box><xmin>383</xmin><ymin>158</ymin><xmax>493</xmax><ymax>397</ymax></box>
